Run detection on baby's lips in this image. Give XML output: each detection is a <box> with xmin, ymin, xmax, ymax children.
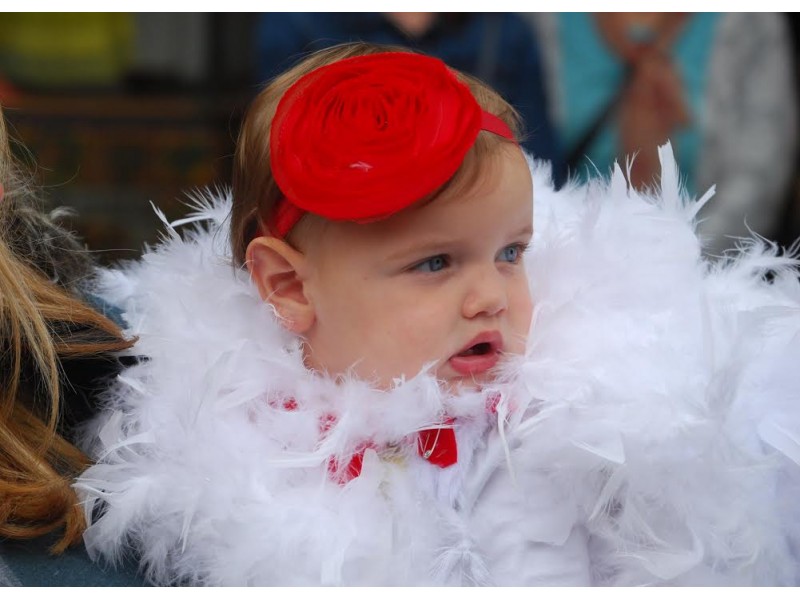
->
<box><xmin>448</xmin><ymin>350</ymin><xmax>500</xmax><ymax>376</ymax></box>
<box><xmin>453</xmin><ymin>330</ymin><xmax>503</xmax><ymax>356</ymax></box>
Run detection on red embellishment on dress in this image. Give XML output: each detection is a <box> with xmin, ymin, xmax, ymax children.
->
<box><xmin>417</xmin><ymin>417</ymin><xmax>458</xmax><ymax>468</ymax></box>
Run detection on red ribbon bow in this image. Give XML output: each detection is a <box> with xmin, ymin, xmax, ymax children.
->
<box><xmin>278</xmin><ymin>396</ymin><xmax>510</xmax><ymax>485</ymax></box>
<box><xmin>328</xmin><ymin>420</ymin><xmax>458</xmax><ymax>485</ymax></box>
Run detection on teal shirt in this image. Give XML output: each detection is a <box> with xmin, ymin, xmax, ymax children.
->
<box><xmin>0</xmin><ymin>535</ymin><xmax>146</xmax><ymax>586</ymax></box>
<box><xmin>558</xmin><ymin>13</ymin><xmax>720</xmax><ymax>194</ymax></box>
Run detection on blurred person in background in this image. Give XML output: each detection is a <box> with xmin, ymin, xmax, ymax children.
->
<box><xmin>254</xmin><ymin>12</ymin><xmax>566</xmax><ymax>187</ymax></box>
<box><xmin>777</xmin><ymin>13</ymin><xmax>800</xmax><ymax>250</ymax></box>
<box><xmin>0</xmin><ymin>107</ymin><xmax>140</xmax><ymax>585</ymax></box>
<box><xmin>533</xmin><ymin>13</ymin><xmax>798</xmax><ymax>256</ymax></box>
<box><xmin>0</xmin><ymin>13</ymin><xmax>133</xmax><ymax>91</ymax></box>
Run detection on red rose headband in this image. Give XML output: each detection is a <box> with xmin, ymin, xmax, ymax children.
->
<box><xmin>267</xmin><ymin>52</ymin><xmax>517</xmax><ymax>239</ymax></box>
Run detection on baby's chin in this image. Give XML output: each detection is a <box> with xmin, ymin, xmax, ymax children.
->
<box><xmin>438</xmin><ymin>370</ymin><xmax>501</xmax><ymax>395</ymax></box>
<box><xmin>436</xmin><ymin>348</ymin><xmax>525</xmax><ymax>394</ymax></box>
<box><xmin>442</xmin><ymin>380</ymin><xmax>483</xmax><ymax>395</ymax></box>
<box><xmin>322</xmin><ymin>354</ymin><xmax>517</xmax><ymax>393</ymax></box>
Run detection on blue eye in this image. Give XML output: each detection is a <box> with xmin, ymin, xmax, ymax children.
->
<box><xmin>413</xmin><ymin>255</ymin><xmax>449</xmax><ymax>273</ymax></box>
<box><xmin>499</xmin><ymin>244</ymin><xmax>521</xmax><ymax>263</ymax></box>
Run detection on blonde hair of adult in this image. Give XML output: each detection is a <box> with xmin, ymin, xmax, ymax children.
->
<box><xmin>0</xmin><ymin>109</ymin><xmax>133</xmax><ymax>553</ymax></box>
<box><xmin>231</xmin><ymin>41</ymin><xmax>522</xmax><ymax>265</ymax></box>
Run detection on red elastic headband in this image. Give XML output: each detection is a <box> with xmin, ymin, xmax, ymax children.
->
<box><xmin>267</xmin><ymin>52</ymin><xmax>517</xmax><ymax>239</ymax></box>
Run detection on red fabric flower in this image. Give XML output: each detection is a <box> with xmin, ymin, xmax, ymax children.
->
<box><xmin>269</xmin><ymin>52</ymin><xmax>484</xmax><ymax>225</ymax></box>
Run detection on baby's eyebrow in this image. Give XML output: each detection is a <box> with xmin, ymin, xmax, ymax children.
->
<box><xmin>514</xmin><ymin>223</ymin><xmax>534</xmax><ymax>238</ymax></box>
<box><xmin>384</xmin><ymin>238</ymin><xmax>460</xmax><ymax>262</ymax></box>
<box><xmin>385</xmin><ymin>224</ymin><xmax>534</xmax><ymax>262</ymax></box>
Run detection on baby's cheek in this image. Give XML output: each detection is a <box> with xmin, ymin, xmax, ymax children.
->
<box><xmin>380</xmin><ymin>321</ymin><xmax>442</xmax><ymax>369</ymax></box>
<box><xmin>510</xmin><ymin>285</ymin><xmax>534</xmax><ymax>352</ymax></box>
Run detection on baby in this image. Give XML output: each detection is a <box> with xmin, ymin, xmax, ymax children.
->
<box><xmin>78</xmin><ymin>44</ymin><xmax>560</xmax><ymax>586</ymax></box>
<box><xmin>236</xmin><ymin>45</ymin><xmax>533</xmax><ymax>391</ymax></box>
<box><xmin>77</xmin><ymin>43</ymin><xmax>800</xmax><ymax>587</ymax></box>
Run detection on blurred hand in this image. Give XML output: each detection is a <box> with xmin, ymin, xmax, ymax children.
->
<box><xmin>595</xmin><ymin>13</ymin><xmax>690</xmax><ymax>190</ymax></box>
<box><xmin>621</xmin><ymin>49</ymin><xmax>691</xmax><ymax>188</ymax></box>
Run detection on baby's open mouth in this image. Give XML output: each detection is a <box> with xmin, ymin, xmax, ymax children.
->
<box><xmin>449</xmin><ymin>332</ymin><xmax>504</xmax><ymax>376</ymax></box>
<box><xmin>456</xmin><ymin>342</ymin><xmax>493</xmax><ymax>357</ymax></box>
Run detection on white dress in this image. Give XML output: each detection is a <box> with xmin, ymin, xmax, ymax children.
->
<box><xmin>76</xmin><ymin>146</ymin><xmax>800</xmax><ymax>585</ymax></box>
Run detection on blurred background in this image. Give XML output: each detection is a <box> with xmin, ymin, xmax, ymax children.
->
<box><xmin>1</xmin><ymin>12</ymin><xmax>798</xmax><ymax>264</ymax></box>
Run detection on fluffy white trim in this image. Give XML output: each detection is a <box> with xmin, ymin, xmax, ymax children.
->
<box><xmin>77</xmin><ymin>146</ymin><xmax>800</xmax><ymax>585</ymax></box>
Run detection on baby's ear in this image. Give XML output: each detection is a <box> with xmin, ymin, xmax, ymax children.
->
<box><xmin>245</xmin><ymin>237</ymin><xmax>315</xmax><ymax>334</ymax></box>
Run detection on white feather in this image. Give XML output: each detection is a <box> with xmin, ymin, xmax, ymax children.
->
<box><xmin>76</xmin><ymin>146</ymin><xmax>800</xmax><ymax>585</ymax></box>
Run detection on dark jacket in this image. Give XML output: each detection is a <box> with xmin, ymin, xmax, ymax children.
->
<box><xmin>254</xmin><ymin>12</ymin><xmax>566</xmax><ymax>186</ymax></box>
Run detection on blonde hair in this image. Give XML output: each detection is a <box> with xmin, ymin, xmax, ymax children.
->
<box><xmin>231</xmin><ymin>42</ymin><xmax>521</xmax><ymax>265</ymax></box>
<box><xmin>0</xmin><ymin>108</ymin><xmax>133</xmax><ymax>553</ymax></box>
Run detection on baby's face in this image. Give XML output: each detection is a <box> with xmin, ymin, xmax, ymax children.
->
<box><xmin>301</xmin><ymin>146</ymin><xmax>533</xmax><ymax>390</ymax></box>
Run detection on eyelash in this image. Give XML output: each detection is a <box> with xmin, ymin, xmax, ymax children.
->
<box><xmin>499</xmin><ymin>242</ymin><xmax>529</xmax><ymax>264</ymax></box>
<box><xmin>411</xmin><ymin>242</ymin><xmax>529</xmax><ymax>273</ymax></box>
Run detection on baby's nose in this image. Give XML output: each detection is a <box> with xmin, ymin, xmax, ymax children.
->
<box><xmin>461</xmin><ymin>269</ymin><xmax>508</xmax><ymax>319</ymax></box>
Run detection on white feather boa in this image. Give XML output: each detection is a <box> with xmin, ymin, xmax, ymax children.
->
<box><xmin>76</xmin><ymin>146</ymin><xmax>800</xmax><ymax>586</ymax></box>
